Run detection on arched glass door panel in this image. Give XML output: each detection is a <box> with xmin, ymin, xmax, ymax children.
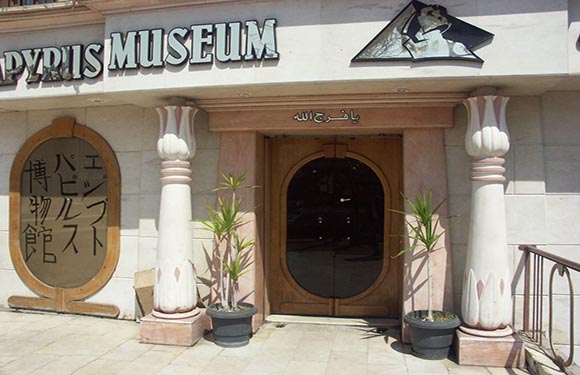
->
<box><xmin>286</xmin><ymin>157</ymin><xmax>384</xmax><ymax>299</ymax></box>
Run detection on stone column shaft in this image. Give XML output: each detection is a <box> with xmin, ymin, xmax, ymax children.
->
<box><xmin>152</xmin><ymin>105</ymin><xmax>199</xmax><ymax>319</ymax></box>
<box><xmin>461</xmin><ymin>95</ymin><xmax>513</xmax><ymax>335</ymax></box>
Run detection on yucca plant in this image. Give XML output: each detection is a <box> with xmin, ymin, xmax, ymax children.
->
<box><xmin>197</xmin><ymin>173</ymin><xmax>255</xmax><ymax>312</ymax></box>
<box><xmin>393</xmin><ymin>191</ymin><xmax>447</xmax><ymax>322</ymax></box>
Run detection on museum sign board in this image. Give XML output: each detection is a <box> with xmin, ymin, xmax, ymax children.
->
<box><xmin>0</xmin><ymin>18</ymin><xmax>279</xmax><ymax>86</ymax></box>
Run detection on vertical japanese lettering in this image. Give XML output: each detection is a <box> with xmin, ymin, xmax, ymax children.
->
<box><xmin>20</xmin><ymin>138</ymin><xmax>109</xmax><ymax>288</ymax></box>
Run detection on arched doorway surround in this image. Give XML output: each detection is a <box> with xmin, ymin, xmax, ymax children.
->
<box><xmin>268</xmin><ymin>137</ymin><xmax>403</xmax><ymax>317</ymax></box>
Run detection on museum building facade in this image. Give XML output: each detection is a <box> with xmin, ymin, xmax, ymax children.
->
<box><xmin>0</xmin><ymin>0</ymin><xmax>579</xmax><ymax>355</ymax></box>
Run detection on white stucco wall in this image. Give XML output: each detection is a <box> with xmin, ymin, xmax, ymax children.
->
<box><xmin>0</xmin><ymin>105</ymin><xmax>220</xmax><ymax>319</ymax></box>
<box><xmin>446</xmin><ymin>91</ymin><xmax>580</xmax><ymax>361</ymax></box>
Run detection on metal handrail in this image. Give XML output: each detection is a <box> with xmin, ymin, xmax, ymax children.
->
<box><xmin>519</xmin><ymin>244</ymin><xmax>578</xmax><ymax>372</ymax></box>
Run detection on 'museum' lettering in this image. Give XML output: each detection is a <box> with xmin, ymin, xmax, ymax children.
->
<box><xmin>0</xmin><ymin>18</ymin><xmax>279</xmax><ymax>86</ymax></box>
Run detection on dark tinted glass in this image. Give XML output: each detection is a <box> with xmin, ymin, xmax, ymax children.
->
<box><xmin>286</xmin><ymin>157</ymin><xmax>384</xmax><ymax>298</ymax></box>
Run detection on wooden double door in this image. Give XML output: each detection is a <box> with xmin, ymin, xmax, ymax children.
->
<box><xmin>268</xmin><ymin>137</ymin><xmax>402</xmax><ymax>318</ymax></box>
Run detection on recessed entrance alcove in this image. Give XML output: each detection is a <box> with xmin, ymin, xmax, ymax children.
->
<box><xmin>209</xmin><ymin>99</ymin><xmax>456</xmax><ymax>336</ymax></box>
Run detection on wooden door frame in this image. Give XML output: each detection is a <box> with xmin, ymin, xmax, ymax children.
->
<box><xmin>266</xmin><ymin>136</ymin><xmax>403</xmax><ymax>317</ymax></box>
<box><xmin>8</xmin><ymin>117</ymin><xmax>120</xmax><ymax>317</ymax></box>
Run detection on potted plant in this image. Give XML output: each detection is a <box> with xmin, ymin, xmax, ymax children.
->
<box><xmin>394</xmin><ymin>191</ymin><xmax>460</xmax><ymax>360</ymax></box>
<box><xmin>197</xmin><ymin>173</ymin><xmax>257</xmax><ymax>348</ymax></box>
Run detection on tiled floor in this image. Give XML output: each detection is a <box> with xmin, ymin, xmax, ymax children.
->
<box><xmin>0</xmin><ymin>310</ymin><xmax>529</xmax><ymax>375</ymax></box>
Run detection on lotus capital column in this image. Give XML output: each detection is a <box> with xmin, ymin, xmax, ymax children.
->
<box><xmin>152</xmin><ymin>105</ymin><xmax>199</xmax><ymax>319</ymax></box>
<box><xmin>461</xmin><ymin>95</ymin><xmax>513</xmax><ymax>336</ymax></box>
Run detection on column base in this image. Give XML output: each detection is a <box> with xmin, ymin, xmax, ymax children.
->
<box><xmin>459</xmin><ymin>325</ymin><xmax>513</xmax><ymax>337</ymax></box>
<box><xmin>455</xmin><ymin>329</ymin><xmax>525</xmax><ymax>368</ymax></box>
<box><xmin>140</xmin><ymin>308</ymin><xmax>209</xmax><ymax>346</ymax></box>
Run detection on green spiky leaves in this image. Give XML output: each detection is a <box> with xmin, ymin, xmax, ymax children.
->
<box><xmin>393</xmin><ymin>191</ymin><xmax>446</xmax><ymax>258</ymax></box>
<box><xmin>196</xmin><ymin>173</ymin><xmax>257</xmax><ymax>311</ymax></box>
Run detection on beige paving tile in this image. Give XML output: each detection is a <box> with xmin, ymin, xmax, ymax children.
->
<box><xmin>0</xmin><ymin>312</ymin><xmax>533</xmax><ymax>375</ymax></box>
<box><xmin>329</xmin><ymin>350</ymin><xmax>367</xmax><ymax>365</ymax></box>
<box><xmin>36</xmin><ymin>334</ymin><xmax>126</xmax><ymax>356</ymax></box>
<box><xmin>366</xmin><ymin>335</ymin><xmax>391</xmax><ymax>352</ymax></box>
<box><xmin>367</xmin><ymin>349</ymin><xmax>406</xmax><ymax>366</ymax></box>
<box><xmin>284</xmin><ymin>360</ymin><xmax>327</xmax><ymax>375</ymax></box>
<box><xmin>386</xmin><ymin>339</ymin><xmax>412</xmax><ymax>355</ymax></box>
<box><xmin>448</xmin><ymin>359</ymin><xmax>506</xmax><ymax>375</ymax></box>
<box><xmin>0</xmin><ymin>355</ymin><xmax>19</xmax><ymax>367</ymax></box>
<box><xmin>301</xmin><ymin>331</ymin><xmax>336</xmax><ymax>342</ymax></box>
<box><xmin>0</xmin><ymin>354</ymin><xmax>58</xmax><ymax>375</ymax></box>
<box><xmin>325</xmin><ymin>353</ymin><xmax>367</xmax><ymax>375</ymax></box>
<box><xmin>199</xmin><ymin>356</ymin><xmax>251</xmax><ymax>375</ymax></box>
<box><xmin>22</xmin><ymin>315</ymin><xmax>77</xmax><ymax>331</ymax></box>
<box><xmin>265</xmin><ymin>328</ymin><xmax>304</xmax><ymax>349</ymax></box>
<box><xmin>157</xmin><ymin>364</ymin><xmax>204</xmax><ymax>375</ymax></box>
<box><xmin>117</xmin><ymin>360</ymin><xmax>167</xmax><ymax>375</ymax></box>
<box><xmin>13</xmin><ymin>333</ymin><xmax>60</xmax><ymax>347</ymax></box>
<box><xmin>367</xmin><ymin>336</ymin><xmax>410</xmax><ymax>365</ymax></box>
<box><xmin>133</xmin><ymin>349</ymin><xmax>182</xmax><ymax>366</ymax></box>
<box><xmin>292</xmin><ymin>333</ymin><xmax>334</xmax><ymax>362</ymax></box>
<box><xmin>72</xmin><ymin>358</ymin><xmax>131</xmax><ymax>375</ymax></box>
<box><xmin>0</xmin><ymin>321</ymin><xmax>44</xmax><ymax>336</ymax></box>
<box><xmin>0</xmin><ymin>312</ymin><xmax>52</xmax><ymax>323</ymax></box>
<box><xmin>332</xmin><ymin>332</ymin><xmax>369</xmax><ymax>352</ymax></box>
<box><xmin>487</xmin><ymin>366</ymin><xmax>529</xmax><ymax>374</ymax></box>
<box><xmin>30</xmin><ymin>355</ymin><xmax>97</xmax><ymax>374</ymax></box>
<box><xmin>448</xmin><ymin>364</ymin><xmax>492</xmax><ymax>374</ymax></box>
<box><xmin>171</xmin><ymin>342</ymin><xmax>223</xmax><ymax>367</ymax></box>
<box><xmin>273</xmin><ymin>323</ymin><xmax>332</xmax><ymax>333</ymax></box>
<box><xmin>0</xmin><ymin>338</ymin><xmax>51</xmax><ymax>356</ymax></box>
<box><xmin>31</xmin><ymin>323</ymin><xmax>82</xmax><ymax>341</ymax></box>
<box><xmin>150</xmin><ymin>343</ymin><xmax>188</xmax><ymax>354</ymax></box>
<box><xmin>243</xmin><ymin>349</ymin><xmax>294</xmax><ymax>374</ymax></box>
<box><xmin>292</xmin><ymin>342</ymin><xmax>332</xmax><ymax>362</ymax></box>
<box><xmin>404</xmin><ymin>356</ymin><xmax>451</xmax><ymax>375</ymax></box>
<box><xmin>253</xmin><ymin>325</ymin><xmax>276</xmax><ymax>339</ymax></box>
<box><xmin>218</xmin><ymin>337</ymin><xmax>267</xmax><ymax>358</ymax></box>
<box><xmin>367</xmin><ymin>363</ymin><xmax>408</xmax><ymax>374</ymax></box>
<box><xmin>101</xmin><ymin>338</ymin><xmax>152</xmax><ymax>361</ymax></box>
<box><xmin>101</xmin><ymin>325</ymin><xmax>140</xmax><ymax>342</ymax></box>
<box><xmin>32</xmin><ymin>326</ymin><xmax>77</xmax><ymax>343</ymax></box>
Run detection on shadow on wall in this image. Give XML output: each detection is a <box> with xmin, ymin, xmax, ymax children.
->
<box><xmin>542</xmin><ymin>93</ymin><xmax>580</xmax><ymax>195</ymax></box>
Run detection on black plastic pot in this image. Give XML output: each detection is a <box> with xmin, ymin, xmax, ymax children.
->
<box><xmin>207</xmin><ymin>302</ymin><xmax>257</xmax><ymax>348</ymax></box>
<box><xmin>404</xmin><ymin>310</ymin><xmax>461</xmax><ymax>360</ymax></box>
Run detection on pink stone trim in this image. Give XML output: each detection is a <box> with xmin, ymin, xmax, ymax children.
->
<box><xmin>161</xmin><ymin>176</ymin><xmax>193</xmax><ymax>184</ymax></box>
<box><xmin>160</xmin><ymin>161</ymin><xmax>192</xmax><ymax>184</ymax></box>
<box><xmin>472</xmin><ymin>176</ymin><xmax>506</xmax><ymax>182</ymax></box>
<box><xmin>151</xmin><ymin>307</ymin><xmax>200</xmax><ymax>320</ymax></box>
<box><xmin>459</xmin><ymin>325</ymin><xmax>513</xmax><ymax>337</ymax></box>
<box><xmin>471</xmin><ymin>157</ymin><xmax>506</xmax><ymax>182</ymax></box>
<box><xmin>477</xmin><ymin>280</ymin><xmax>484</xmax><ymax>299</ymax></box>
<box><xmin>175</xmin><ymin>267</ymin><xmax>181</xmax><ymax>283</ymax></box>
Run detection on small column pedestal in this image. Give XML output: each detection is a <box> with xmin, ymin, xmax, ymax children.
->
<box><xmin>455</xmin><ymin>330</ymin><xmax>525</xmax><ymax>368</ymax></box>
<box><xmin>140</xmin><ymin>310</ymin><xmax>209</xmax><ymax>346</ymax></box>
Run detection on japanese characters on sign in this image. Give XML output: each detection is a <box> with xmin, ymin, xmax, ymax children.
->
<box><xmin>20</xmin><ymin>138</ymin><xmax>108</xmax><ymax>289</ymax></box>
